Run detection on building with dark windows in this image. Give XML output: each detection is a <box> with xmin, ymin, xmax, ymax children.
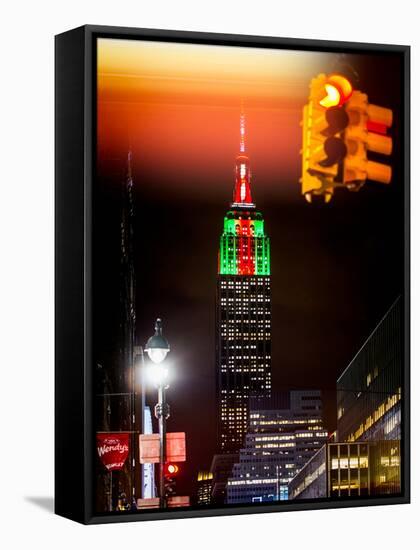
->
<box><xmin>289</xmin><ymin>298</ymin><xmax>402</xmax><ymax>500</ymax></box>
<box><xmin>226</xmin><ymin>391</ymin><xmax>328</xmax><ymax>504</ymax></box>
<box><xmin>95</xmin><ymin>152</ymin><xmax>143</xmax><ymax>511</ymax></box>
<box><xmin>209</xmin><ymin>453</ymin><xmax>239</xmax><ymax>505</ymax></box>
<box><xmin>216</xmin><ymin>112</ymin><xmax>271</xmax><ymax>455</ymax></box>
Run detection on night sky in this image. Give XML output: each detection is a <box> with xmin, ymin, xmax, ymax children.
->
<box><xmin>94</xmin><ymin>39</ymin><xmax>405</xmax><ymax>497</ymax></box>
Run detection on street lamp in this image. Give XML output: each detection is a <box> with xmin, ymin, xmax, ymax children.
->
<box><xmin>145</xmin><ymin>318</ymin><xmax>170</xmax><ymax>508</ymax></box>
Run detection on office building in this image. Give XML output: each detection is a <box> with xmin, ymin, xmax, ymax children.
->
<box><xmin>226</xmin><ymin>391</ymin><xmax>328</xmax><ymax>504</ymax></box>
<box><xmin>209</xmin><ymin>453</ymin><xmax>239</xmax><ymax>505</ymax></box>
<box><xmin>289</xmin><ymin>299</ymin><xmax>402</xmax><ymax>500</ymax></box>
<box><xmin>196</xmin><ymin>471</ymin><xmax>213</xmax><ymax>506</ymax></box>
<box><xmin>289</xmin><ymin>440</ymin><xmax>401</xmax><ymax>499</ymax></box>
<box><xmin>337</xmin><ymin>298</ymin><xmax>402</xmax><ymax>443</ymax></box>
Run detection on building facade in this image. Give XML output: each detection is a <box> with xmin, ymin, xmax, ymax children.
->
<box><xmin>95</xmin><ymin>153</ymin><xmax>143</xmax><ymax>511</ymax></box>
<box><xmin>209</xmin><ymin>453</ymin><xmax>239</xmax><ymax>505</ymax></box>
<box><xmin>288</xmin><ymin>444</ymin><xmax>328</xmax><ymax>500</ymax></box>
<box><xmin>289</xmin><ymin>440</ymin><xmax>401</xmax><ymax>499</ymax></box>
<box><xmin>337</xmin><ymin>298</ymin><xmax>402</xmax><ymax>444</ymax></box>
<box><xmin>289</xmin><ymin>298</ymin><xmax>402</xmax><ymax>500</ymax></box>
<box><xmin>196</xmin><ymin>471</ymin><xmax>213</xmax><ymax>506</ymax></box>
<box><xmin>216</xmin><ymin>112</ymin><xmax>271</xmax><ymax>455</ymax></box>
<box><xmin>226</xmin><ymin>391</ymin><xmax>328</xmax><ymax>504</ymax></box>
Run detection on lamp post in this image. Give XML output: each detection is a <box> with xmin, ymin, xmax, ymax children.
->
<box><xmin>133</xmin><ymin>346</ymin><xmax>146</xmax><ymax>500</ymax></box>
<box><xmin>145</xmin><ymin>318</ymin><xmax>170</xmax><ymax>508</ymax></box>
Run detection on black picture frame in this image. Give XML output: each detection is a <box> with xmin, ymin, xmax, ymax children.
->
<box><xmin>55</xmin><ymin>24</ymin><xmax>410</xmax><ymax>524</ymax></box>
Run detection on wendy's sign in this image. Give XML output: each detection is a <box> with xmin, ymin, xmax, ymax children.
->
<box><xmin>97</xmin><ymin>433</ymin><xmax>129</xmax><ymax>471</ymax></box>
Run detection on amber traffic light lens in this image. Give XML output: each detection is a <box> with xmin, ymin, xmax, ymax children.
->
<box><xmin>329</xmin><ymin>75</ymin><xmax>353</xmax><ymax>102</ymax></box>
<box><xmin>319</xmin><ymin>75</ymin><xmax>353</xmax><ymax>108</ymax></box>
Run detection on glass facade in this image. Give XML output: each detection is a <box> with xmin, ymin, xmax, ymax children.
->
<box><xmin>328</xmin><ymin>443</ymin><xmax>370</xmax><ymax>497</ymax></box>
<box><xmin>337</xmin><ymin>298</ymin><xmax>402</xmax><ymax>443</ymax></box>
<box><xmin>290</xmin><ymin>298</ymin><xmax>402</xmax><ymax>501</ymax></box>
<box><xmin>290</xmin><ymin>440</ymin><xmax>401</xmax><ymax>499</ymax></box>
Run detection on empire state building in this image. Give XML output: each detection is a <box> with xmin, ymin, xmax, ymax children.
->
<box><xmin>216</xmin><ymin>112</ymin><xmax>272</xmax><ymax>453</ymax></box>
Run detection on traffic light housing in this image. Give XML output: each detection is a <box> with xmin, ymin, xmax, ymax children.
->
<box><xmin>164</xmin><ymin>463</ymin><xmax>180</xmax><ymax>498</ymax></box>
<box><xmin>301</xmin><ymin>73</ymin><xmax>353</xmax><ymax>203</ymax></box>
<box><xmin>300</xmin><ymin>73</ymin><xmax>393</xmax><ymax>202</ymax></box>
<box><xmin>343</xmin><ymin>91</ymin><xmax>393</xmax><ymax>190</ymax></box>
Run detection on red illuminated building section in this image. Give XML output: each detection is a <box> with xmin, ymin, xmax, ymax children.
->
<box><xmin>233</xmin><ymin>113</ymin><xmax>253</xmax><ymax>205</ymax></box>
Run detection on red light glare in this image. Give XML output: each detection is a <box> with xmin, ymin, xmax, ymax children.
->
<box><xmin>167</xmin><ymin>464</ymin><xmax>179</xmax><ymax>475</ymax></box>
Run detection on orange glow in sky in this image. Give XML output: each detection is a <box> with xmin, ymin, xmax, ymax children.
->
<box><xmin>97</xmin><ymin>38</ymin><xmax>335</xmax><ymax>200</ymax></box>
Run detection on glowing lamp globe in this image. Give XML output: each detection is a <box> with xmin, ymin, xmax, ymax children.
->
<box><xmin>148</xmin><ymin>364</ymin><xmax>169</xmax><ymax>387</ymax></box>
<box><xmin>145</xmin><ymin>318</ymin><xmax>170</xmax><ymax>364</ymax></box>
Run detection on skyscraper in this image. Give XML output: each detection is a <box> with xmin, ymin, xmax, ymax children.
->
<box><xmin>95</xmin><ymin>152</ymin><xmax>143</xmax><ymax>511</ymax></box>
<box><xmin>216</xmin><ymin>112</ymin><xmax>272</xmax><ymax>454</ymax></box>
<box><xmin>118</xmin><ymin>151</ymin><xmax>142</xmax><ymax>505</ymax></box>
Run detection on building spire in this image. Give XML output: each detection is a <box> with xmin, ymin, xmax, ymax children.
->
<box><xmin>233</xmin><ymin>106</ymin><xmax>254</xmax><ymax>206</ymax></box>
<box><xmin>240</xmin><ymin>109</ymin><xmax>246</xmax><ymax>154</ymax></box>
<box><xmin>127</xmin><ymin>149</ymin><xmax>133</xmax><ymax>180</ymax></box>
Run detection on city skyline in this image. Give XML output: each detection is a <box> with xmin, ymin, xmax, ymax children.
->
<box><xmin>93</xmin><ymin>37</ymin><xmax>405</xmax><ymax>509</ymax></box>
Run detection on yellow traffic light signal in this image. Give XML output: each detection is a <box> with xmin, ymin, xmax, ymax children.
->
<box><xmin>343</xmin><ymin>91</ymin><xmax>393</xmax><ymax>189</ymax></box>
<box><xmin>300</xmin><ymin>73</ymin><xmax>353</xmax><ymax>202</ymax></box>
<box><xmin>300</xmin><ymin>73</ymin><xmax>393</xmax><ymax>202</ymax></box>
<box><xmin>319</xmin><ymin>74</ymin><xmax>353</xmax><ymax>107</ymax></box>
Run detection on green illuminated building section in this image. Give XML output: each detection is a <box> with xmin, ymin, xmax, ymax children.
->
<box><xmin>219</xmin><ymin>212</ymin><xmax>270</xmax><ymax>276</ymax></box>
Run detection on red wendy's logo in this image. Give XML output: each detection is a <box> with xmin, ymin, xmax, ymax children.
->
<box><xmin>96</xmin><ymin>433</ymin><xmax>129</xmax><ymax>471</ymax></box>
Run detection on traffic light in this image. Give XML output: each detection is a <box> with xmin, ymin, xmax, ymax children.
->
<box><xmin>343</xmin><ymin>91</ymin><xmax>393</xmax><ymax>190</ymax></box>
<box><xmin>300</xmin><ymin>73</ymin><xmax>393</xmax><ymax>202</ymax></box>
<box><xmin>165</xmin><ymin>463</ymin><xmax>179</xmax><ymax>476</ymax></box>
<box><xmin>164</xmin><ymin>463</ymin><xmax>180</xmax><ymax>498</ymax></box>
<box><xmin>300</xmin><ymin>73</ymin><xmax>353</xmax><ymax>203</ymax></box>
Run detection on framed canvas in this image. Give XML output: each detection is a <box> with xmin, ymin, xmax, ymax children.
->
<box><xmin>55</xmin><ymin>25</ymin><xmax>410</xmax><ymax>524</ymax></box>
